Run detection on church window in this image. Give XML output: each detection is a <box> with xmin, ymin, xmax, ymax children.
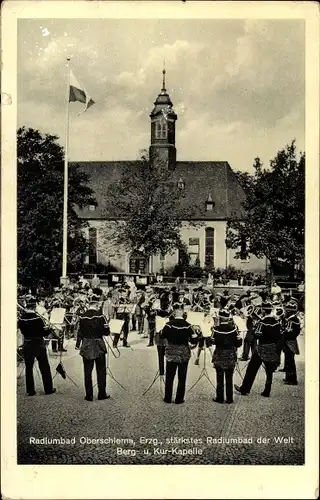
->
<box><xmin>155</xmin><ymin>119</ymin><xmax>168</xmax><ymax>139</ymax></box>
<box><xmin>155</xmin><ymin>121</ymin><xmax>161</xmax><ymax>139</ymax></box>
<box><xmin>161</xmin><ymin>121</ymin><xmax>168</xmax><ymax>139</ymax></box>
<box><xmin>188</xmin><ymin>237</ymin><xmax>200</xmax><ymax>264</ymax></box>
<box><xmin>205</xmin><ymin>228</ymin><xmax>214</xmax><ymax>267</ymax></box>
<box><xmin>88</xmin><ymin>227</ymin><xmax>97</xmax><ymax>265</ymax></box>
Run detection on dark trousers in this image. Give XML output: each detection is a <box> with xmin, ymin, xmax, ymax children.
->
<box><xmin>240</xmin><ymin>351</ymin><xmax>274</xmax><ymax>396</ymax></box>
<box><xmin>164</xmin><ymin>360</ymin><xmax>189</xmax><ymax>403</ymax></box>
<box><xmin>113</xmin><ymin>315</ymin><xmax>129</xmax><ymax>347</ymax></box>
<box><xmin>136</xmin><ymin>315</ymin><xmax>143</xmax><ymax>334</ymax></box>
<box><xmin>157</xmin><ymin>345</ymin><xmax>165</xmax><ymax>375</ymax></box>
<box><xmin>215</xmin><ymin>368</ymin><xmax>234</xmax><ymax>402</ymax></box>
<box><xmin>82</xmin><ymin>355</ymin><xmax>106</xmax><ymax>399</ymax></box>
<box><xmin>148</xmin><ymin>322</ymin><xmax>155</xmax><ymax>345</ymax></box>
<box><xmin>51</xmin><ymin>333</ymin><xmax>64</xmax><ymax>352</ymax></box>
<box><xmin>131</xmin><ymin>314</ymin><xmax>137</xmax><ymax>331</ymax></box>
<box><xmin>284</xmin><ymin>346</ymin><xmax>297</xmax><ymax>383</ymax></box>
<box><xmin>242</xmin><ymin>336</ymin><xmax>257</xmax><ymax>360</ymax></box>
<box><xmin>23</xmin><ymin>341</ymin><xmax>53</xmax><ymax>394</ymax></box>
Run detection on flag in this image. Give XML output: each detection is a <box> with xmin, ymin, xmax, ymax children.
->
<box><xmin>69</xmin><ymin>69</ymin><xmax>95</xmax><ymax>114</ymax></box>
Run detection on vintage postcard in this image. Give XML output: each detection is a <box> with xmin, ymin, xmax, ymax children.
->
<box><xmin>1</xmin><ymin>1</ymin><xmax>319</xmax><ymax>499</ymax></box>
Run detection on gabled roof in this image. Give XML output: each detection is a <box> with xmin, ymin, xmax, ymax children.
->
<box><xmin>71</xmin><ymin>160</ymin><xmax>246</xmax><ymax>221</ymax></box>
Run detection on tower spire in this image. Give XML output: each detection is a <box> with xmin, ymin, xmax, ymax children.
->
<box><xmin>162</xmin><ymin>59</ymin><xmax>166</xmax><ymax>91</ymax></box>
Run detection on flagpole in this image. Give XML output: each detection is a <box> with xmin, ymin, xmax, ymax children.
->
<box><xmin>61</xmin><ymin>57</ymin><xmax>70</xmax><ymax>286</ymax></box>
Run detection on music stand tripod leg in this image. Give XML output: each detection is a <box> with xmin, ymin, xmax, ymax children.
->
<box><xmin>188</xmin><ymin>347</ymin><xmax>215</xmax><ymax>391</ymax></box>
<box><xmin>142</xmin><ymin>369</ymin><xmax>161</xmax><ymax>396</ymax></box>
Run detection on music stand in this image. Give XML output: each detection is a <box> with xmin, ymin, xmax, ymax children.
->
<box><xmin>142</xmin><ymin>318</ymin><xmax>168</xmax><ymax>396</ymax></box>
<box><xmin>188</xmin><ymin>342</ymin><xmax>215</xmax><ymax>392</ymax></box>
<box><xmin>142</xmin><ymin>369</ymin><xmax>165</xmax><ymax>396</ymax></box>
<box><xmin>50</xmin><ymin>308</ymin><xmax>79</xmax><ymax>387</ymax></box>
<box><xmin>93</xmin><ymin>333</ymin><xmax>126</xmax><ymax>394</ymax></box>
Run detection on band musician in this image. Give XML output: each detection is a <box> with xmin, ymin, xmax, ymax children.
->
<box><xmin>283</xmin><ymin>299</ymin><xmax>300</xmax><ymax>385</ymax></box>
<box><xmin>18</xmin><ymin>296</ymin><xmax>56</xmax><ymax>396</ymax></box>
<box><xmin>76</xmin><ymin>300</ymin><xmax>110</xmax><ymax>401</ymax></box>
<box><xmin>160</xmin><ymin>303</ymin><xmax>199</xmax><ymax>404</ymax></box>
<box><xmin>235</xmin><ymin>301</ymin><xmax>282</xmax><ymax>398</ymax></box>
<box><xmin>113</xmin><ymin>288</ymin><xmax>131</xmax><ymax>348</ymax></box>
<box><xmin>211</xmin><ymin>309</ymin><xmax>242</xmax><ymax>404</ymax></box>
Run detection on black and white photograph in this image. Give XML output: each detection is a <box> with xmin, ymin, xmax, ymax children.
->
<box><xmin>1</xmin><ymin>1</ymin><xmax>319</xmax><ymax>499</ymax></box>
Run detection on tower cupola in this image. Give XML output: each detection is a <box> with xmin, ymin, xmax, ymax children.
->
<box><xmin>149</xmin><ymin>68</ymin><xmax>177</xmax><ymax>170</ymax></box>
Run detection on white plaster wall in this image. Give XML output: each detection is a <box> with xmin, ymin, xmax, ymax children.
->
<box><xmin>84</xmin><ymin>219</ymin><xmax>266</xmax><ymax>274</ymax></box>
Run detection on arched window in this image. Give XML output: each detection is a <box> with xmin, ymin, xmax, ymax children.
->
<box><xmin>205</xmin><ymin>227</ymin><xmax>215</xmax><ymax>268</ymax></box>
<box><xmin>155</xmin><ymin>121</ymin><xmax>161</xmax><ymax>139</ymax></box>
<box><xmin>161</xmin><ymin>120</ymin><xmax>168</xmax><ymax>139</ymax></box>
<box><xmin>155</xmin><ymin>119</ymin><xmax>168</xmax><ymax>139</ymax></box>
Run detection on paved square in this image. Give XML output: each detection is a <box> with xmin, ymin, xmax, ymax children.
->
<box><xmin>17</xmin><ymin>333</ymin><xmax>304</xmax><ymax>465</ymax></box>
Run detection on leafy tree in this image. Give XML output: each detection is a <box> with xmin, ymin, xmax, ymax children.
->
<box><xmin>18</xmin><ymin>127</ymin><xmax>95</xmax><ymax>287</ymax></box>
<box><xmin>234</xmin><ymin>169</ymin><xmax>255</xmax><ymax>197</ymax></box>
<box><xmin>226</xmin><ymin>140</ymin><xmax>305</xmax><ymax>278</ymax></box>
<box><xmin>102</xmin><ymin>151</ymin><xmax>203</xmax><ymax>267</ymax></box>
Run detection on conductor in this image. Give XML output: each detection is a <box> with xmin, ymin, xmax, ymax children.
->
<box><xmin>76</xmin><ymin>299</ymin><xmax>110</xmax><ymax>401</ymax></box>
<box><xmin>160</xmin><ymin>303</ymin><xmax>199</xmax><ymax>404</ymax></box>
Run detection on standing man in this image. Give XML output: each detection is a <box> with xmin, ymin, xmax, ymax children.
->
<box><xmin>18</xmin><ymin>296</ymin><xmax>56</xmax><ymax>396</ymax></box>
<box><xmin>91</xmin><ymin>273</ymin><xmax>100</xmax><ymax>289</ymax></box>
<box><xmin>76</xmin><ymin>300</ymin><xmax>110</xmax><ymax>401</ymax></box>
<box><xmin>283</xmin><ymin>299</ymin><xmax>301</xmax><ymax>385</ymax></box>
<box><xmin>234</xmin><ymin>301</ymin><xmax>282</xmax><ymax>398</ymax></box>
<box><xmin>113</xmin><ymin>288</ymin><xmax>131</xmax><ymax>348</ymax></box>
<box><xmin>160</xmin><ymin>303</ymin><xmax>199</xmax><ymax>404</ymax></box>
<box><xmin>211</xmin><ymin>309</ymin><xmax>242</xmax><ymax>404</ymax></box>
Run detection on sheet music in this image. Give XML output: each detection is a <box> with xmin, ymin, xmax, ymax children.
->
<box><xmin>156</xmin><ymin>316</ymin><xmax>169</xmax><ymax>333</ymax></box>
<box><xmin>49</xmin><ymin>308</ymin><xmax>66</xmax><ymax>330</ymax></box>
<box><xmin>187</xmin><ymin>311</ymin><xmax>205</xmax><ymax>327</ymax></box>
<box><xmin>108</xmin><ymin>319</ymin><xmax>124</xmax><ymax>334</ymax></box>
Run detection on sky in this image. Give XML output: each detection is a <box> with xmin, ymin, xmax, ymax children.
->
<box><xmin>18</xmin><ymin>18</ymin><xmax>305</xmax><ymax>172</ymax></box>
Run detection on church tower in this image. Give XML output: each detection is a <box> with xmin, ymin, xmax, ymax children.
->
<box><xmin>149</xmin><ymin>68</ymin><xmax>177</xmax><ymax>170</ymax></box>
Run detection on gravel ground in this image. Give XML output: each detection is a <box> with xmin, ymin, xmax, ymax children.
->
<box><xmin>17</xmin><ymin>332</ymin><xmax>304</xmax><ymax>465</ymax></box>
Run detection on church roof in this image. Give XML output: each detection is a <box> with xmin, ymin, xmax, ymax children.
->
<box><xmin>71</xmin><ymin>160</ymin><xmax>246</xmax><ymax>221</ymax></box>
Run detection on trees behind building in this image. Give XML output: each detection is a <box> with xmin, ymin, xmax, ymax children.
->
<box><xmin>227</xmin><ymin>140</ymin><xmax>305</xmax><ymax>279</ymax></box>
<box><xmin>18</xmin><ymin>127</ymin><xmax>95</xmax><ymax>287</ymax></box>
<box><xmin>102</xmin><ymin>151</ymin><xmax>203</xmax><ymax>267</ymax></box>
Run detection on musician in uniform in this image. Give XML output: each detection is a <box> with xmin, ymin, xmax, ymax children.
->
<box><xmin>235</xmin><ymin>301</ymin><xmax>282</xmax><ymax>398</ymax></box>
<box><xmin>283</xmin><ymin>299</ymin><xmax>300</xmax><ymax>385</ymax></box>
<box><xmin>160</xmin><ymin>303</ymin><xmax>199</xmax><ymax>404</ymax></box>
<box><xmin>211</xmin><ymin>309</ymin><xmax>242</xmax><ymax>403</ymax></box>
<box><xmin>194</xmin><ymin>309</ymin><xmax>214</xmax><ymax>366</ymax></box>
<box><xmin>239</xmin><ymin>303</ymin><xmax>256</xmax><ymax>361</ymax></box>
<box><xmin>76</xmin><ymin>299</ymin><xmax>110</xmax><ymax>401</ymax></box>
<box><xmin>18</xmin><ymin>296</ymin><xmax>56</xmax><ymax>396</ymax></box>
<box><xmin>113</xmin><ymin>288</ymin><xmax>131</xmax><ymax>348</ymax></box>
<box><xmin>144</xmin><ymin>290</ymin><xmax>157</xmax><ymax>347</ymax></box>
<box><xmin>155</xmin><ymin>298</ymin><xmax>172</xmax><ymax>376</ymax></box>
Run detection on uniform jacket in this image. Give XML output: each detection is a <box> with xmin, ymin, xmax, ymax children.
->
<box><xmin>283</xmin><ymin>314</ymin><xmax>300</xmax><ymax>355</ymax></box>
<box><xmin>18</xmin><ymin>311</ymin><xmax>47</xmax><ymax>343</ymax></box>
<box><xmin>254</xmin><ymin>315</ymin><xmax>282</xmax><ymax>367</ymax></box>
<box><xmin>160</xmin><ymin>318</ymin><xmax>198</xmax><ymax>363</ymax></box>
<box><xmin>76</xmin><ymin>308</ymin><xmax>109</xmax><ymax>360</ymax></box>
<box><xmin>211</xmin><ymin>319</ymin><xmax>242</xmax><ymax>370</ymax></box>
